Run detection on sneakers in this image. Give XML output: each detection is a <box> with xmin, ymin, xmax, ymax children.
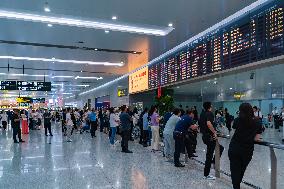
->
<box><xmin>174</xmin><ymin>163</ymin><xmax>185</xmax><ymax>167</ymax></box>
<box><xmin>203</xmin><ymin>175</ymin><xmax>216</xmax><ymax>180</ymax></box>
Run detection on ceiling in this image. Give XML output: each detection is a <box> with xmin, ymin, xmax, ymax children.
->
<box><xmin>0</xmin><ymin>0</ymin><xmax>257</xmax><ymax>99</ymax></box>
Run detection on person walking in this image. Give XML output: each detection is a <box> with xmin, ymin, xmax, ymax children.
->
<box><xmin>11</xmin><ymin>109</ymin><xmax>25</xmax><ymax>143</ymax></box>
<box><xmin>89</xmin><ymin>108</ymin><xmax>97</xmax><ymax>138</ymax></box>
<box><xmin>119</xmin><ymin>105</ymin><xmax>133</xmax><ymax>153</ymax></box>
<box><xmin>229</xmin><ymin>103</ymin><xmax>262</xmax><ymax>189</ymax></box>
<box><xmin>65</xmin><ymin>108</ymin><xmax>73</xmax><ymax>142</ymax></box>
<box><xmin>109</xmin><ymin>107</ymin><xmax>120</xmax><ymax>146</ymax></box>
<box><xmin>1</xmin><ymin>111</ymin><xmax>8</xmax><ymax>130</ymax></box>
<box><xmin>163</xmin><ymin>108</ymin><xmax>181</xmax><ymax>159</ymax></box>
<box><xmin>43</xmin><ymin>109</ymin><xmax>53</xmax><ymax>136</ymax></box>
<box><xmin>149</xmin><ymin>106</ymin><xmax>160</xmax><ymax>152</ymax></box>
<box><xmin>199</xmin><ymin>102</ymin><xmax>224</xmax><ymax>180</ymax></box>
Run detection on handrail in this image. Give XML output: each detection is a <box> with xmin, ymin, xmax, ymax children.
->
<box><xmin>255</xmin><ymin>141</ymin><xmax>284</xmax><ymax>150</ymax></box>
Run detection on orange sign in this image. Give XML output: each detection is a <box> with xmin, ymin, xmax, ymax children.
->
<box><xmin>129</xmin><ymin>67</ymin><xmax>149</xmax><ymax>94</ymax></box>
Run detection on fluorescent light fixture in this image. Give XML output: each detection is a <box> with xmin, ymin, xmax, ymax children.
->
<box><xmin>112</xmin><ymin>16</ymin><xmax>117</xmax><ymax>20</ymax></box>
<box><xmin>52</xmin><ymin>76</ymin><xmax>74</xmax><ymax>78</ymax></box>
<box><xmin>62</xmin><ymin>93</ymin><xmax>73</xmax><ymax>95</ymax></box>
<box><xmin>0</xmin><ymin>55</ymin><xmax>124</xmax><ymax>66</ymax></box>
<box><xmin>0</xmin><ymin>9</ymin><xmax>173</xmax><ymax>36</ymax></box>
<box><xmin>65</xmin><ymin>84</ymin><xmax>89</xmax><ymax>87</ymax></box>
<box><xmin>47</xmin><ymin>23</ymin><xmax>53</xmax><ymax>27</ymax></box>
<box><xmin>78</xmin><ymin>0</ymin><xmax>273</xmax><ymax>96</ymax></box>
<box><xmin>105</xmin><ymin>30</ymin><xmax>109</xmax><ymax>34</ymax></box>
<box><xmin>168</xmin><ymin>23</ymin><xmax>173</xmax><ymax>27</ymax></box>
<box><xmin>75</xmin><ymin>76</ymin><xmax>103</xmax><ymax>80</ymax></box>
<box><xmin>44</xmin><ymin>2</ymin><xmax>51</xmax><ymax>12</ymax></box>
<box><xmin>51</xmin><ymin>83</ymin><xmax>64</xmax><ymax>86</ymax></box>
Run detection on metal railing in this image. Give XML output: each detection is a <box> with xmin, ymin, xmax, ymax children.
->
<box><xmin>184</xmin><ymin>134</ymin><xmax>284</xmax><ymax>189</ymax></box>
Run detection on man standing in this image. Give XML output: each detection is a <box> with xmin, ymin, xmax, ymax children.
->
<box><xmin>11</xmin><ymin>109</ymin><xmax>25</xmax><ymax>143</ymax></box>
<box><xmin>119</xmin><ymin>105</ymin><xmax>133</xmax><ymax>153</ymax></box>
<box><xmin>89</xmin><ymin>108</ymin><xmax>97</xmax><ymax>138</ymax></box>
<box><xmin>43</xmin><ymin>109</ymin><xmax>53</xmax><ymax>136</ymax></box>
<box><xmin>173</xmin><ymin>110</ymin><xmax>198</xmax><ymax>167</ymax></box>
<box><xmin>199</xmin><ymin>102</ymin><xmax>224</xmax><ymax>180</ymax></box>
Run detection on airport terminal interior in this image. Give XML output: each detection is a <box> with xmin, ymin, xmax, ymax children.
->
<box><xmin>0</xmin><ymin>0</ymin><xmax>284</xmax><ymax>188</ymax></box>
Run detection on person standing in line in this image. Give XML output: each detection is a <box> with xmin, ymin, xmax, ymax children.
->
<box><xmin>173</xmin><ymin>110</ymin><xmax>198</xmax><ymax>167</ymax></box>
<box><xmin>229</xmin><ymin>103</ymin><xmax>262</xmax><ymax>189</ymax></box>
<box><xmin>199</xmin><ymin>102</ymin><xmax>224</xmax><ymax>180</ymax></box>
<box><xmin>65</xmin><ymin>108</ymin><xmax>73</xmax><ymax>142</ymax></box>
<box><xmin>43</xmin><ymin>109</ymin><xmax>53</xmax><ymax>136</ymax></box>
<box><xmin>1</xmin><ymin>111</ymin><xmax>8</xmax><ymax>130</ymax></box>
<box><xmin>109</xmin><ymin>107</ymin><xmax>120</xmax><ymax>146</ymax></box>
<box><xmin>11</xmin><ymin>109</ymin><xmax>25</xmax><ymax>143</ymax></box>
<box><xmin>119</xmin><ymin>105</ymin><xmax>133</xmax><ymax>153</ymax></box>
<box><xmin>141</xmin><ymin>108</ymin><xmax>149</xmax><ymax>147</ymax></box>
<box><xmin>89</xmin><ymin>108</ymin><xmax>97</xmax><ymax>138</ymax></box>
<box><xmin>163</xmin><ymin>108</ymin><xmax>181</xmax><ymax>160</ymax></box>
<box><xmin>149</xmin><ymin>105</ymin><xmax>160</xmax><ymax>152</ymax></box>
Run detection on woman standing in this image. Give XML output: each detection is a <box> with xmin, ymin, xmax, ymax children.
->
<box><xmin>229</xmin><ymin>103</ymin><xmax>262</xmax><ymax>189</ymax></box>
<box><xmin>149</xmin><ymin>106</ymin><xmax>160</xmax><ymax>152</ymax></box>
<box><xmin>109</xmin><ymin>107</ymin><xmax>120</xmax><ymax>146</ymax></box>
<box><xmin>21</xmin><ymin>110</ymin><xmax>29</xmax><ymax>134</ymax></box>
<box><xmin>1</xmin><ymin>111</ymin><xmax>8</xmax><ymax>130</ymax></box>
<box><xmin>65</xmin><ymin>108</ymin><xmax>73</xmax><ymax>142</ymax></box>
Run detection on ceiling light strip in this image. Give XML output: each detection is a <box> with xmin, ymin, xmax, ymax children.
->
<box><xmin>78</xmin><ymin>0</ymin><xmax>272</xmax><ymax>96</ymax></box>
<box><xmin>0</xmin><ymin>55</ymin><xmax>124</xmax><ymax>66</ymax></box>
<box><xmin>0</xmin><ymin>10</ymin><xmax>174</xmax><ymax>36</ymax></box>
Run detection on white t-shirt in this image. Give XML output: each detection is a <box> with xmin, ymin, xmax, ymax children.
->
<box><xmin>1</xmin><ymin>113</ymin><xmax>7</xmax><ymax>122</ymax></box>
<box><xmin>66</xmin><ymin>113</ymin><xmax>73</xmax><ymax>126</ymax></box>
<box><xmin>110</xmin><ymin>113</ymin><xmax>119</xmax><ymax>127</ymax></box>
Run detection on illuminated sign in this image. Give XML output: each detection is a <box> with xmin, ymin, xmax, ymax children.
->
<box><xmin>234</xmin><ymin>92</ymin><xmax>245</xmax><ymax>100</ymax></box>
<box><xmin>129</xmin><ymin>66</ymin><xmax>149</xmax><ymax>94</ymax></box>
<box><xmin>117</xmin><ymin>88</ymin><xmax>128</xmax><ymax>97</ymax></box>
<box><xmin>0</xmin><ymin>81</ymin><xmax>17</xmax><ymax>90</ymax></box>
<box><xmin>16</xmin><ymin>97</ymin><xmax>32</xmax><ymax>103</ymax></box>
<box><xmin>17</xmin><ymin>81</ymin><xmax>51</xmax><ymax>91</ymax></box>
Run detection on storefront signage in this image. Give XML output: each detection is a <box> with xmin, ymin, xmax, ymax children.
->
<box><xmin>129</xmin><ymin>66</ymin><xmax>149</xmax><ymax>94</ymax></box>
<box><xmin>117</xmin><ymin>88</ymin><xmax>128</xmax><ymax>97</ymax></box>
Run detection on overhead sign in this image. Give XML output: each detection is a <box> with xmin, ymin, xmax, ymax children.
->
<box><xmin>117</xmin><ymin>88</ymin><xmax>128</xmax><ymax>97</ymax></box>
<box><xmin>129</xmin><ymin>66</ymin><xmax>149</xmax><ymax>94</ymax></box>
<box><xmin>0</xmin><ymin>81</ymin><xmax>17</xmax><ymax>90</ymax></box>
<box><xmin>17</xmin><ymin>81</ymin><xmax>51</xmax><ymax>91</ymax></box>
<box><xmin>16</xmin><ymin>97</ymin><xmax>32</xmax><ymax>103</ymax></box>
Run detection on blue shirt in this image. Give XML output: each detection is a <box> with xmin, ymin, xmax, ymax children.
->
<box><xmin>88</xmin><ymin>112</ymin><xmax>97</xmax><ymax>121</ymax></box>
<box><xmin>174</xmin><ymin>115</ymin><xmax>193</xmax><ymax>133</ymax></box>
<box><xmin>142</xmin><ymin>113</ymin><xmax>149</xmax><ymax>130</ymax></box>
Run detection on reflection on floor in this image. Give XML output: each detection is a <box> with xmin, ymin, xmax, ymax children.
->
<box><xmin>0</xmin><ymin>124</ymin><xmax>282</xmax><ymax>189</ymax></box>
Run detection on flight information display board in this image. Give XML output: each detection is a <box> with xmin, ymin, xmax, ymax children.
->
<box><xmin>0</xmin><ymin>81</ymin><xmax>17</xmax><ymax>90</ymax></box>
<box><xmin>17</xmin><ymin>81</ymin><xmax>51</xmax><ymax>91</ymax></box>
<box><xmin>148</xmin><ymin>1</ymin><xmax>284</xmax><ymax>89</ymax></box>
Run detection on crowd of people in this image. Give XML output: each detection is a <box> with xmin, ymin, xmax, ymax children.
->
<box><xmin>0</xmin><ymin>101</ymin><xmax>281</xmax><ymax>189</ymax></box>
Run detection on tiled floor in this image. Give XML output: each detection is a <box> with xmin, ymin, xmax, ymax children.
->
<box><xmin>0</xmin><ymin>124</ymin><xmax>282</xmax><ymax>189</ymax></box>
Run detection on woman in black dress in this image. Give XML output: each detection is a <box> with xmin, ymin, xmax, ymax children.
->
<box><xmin>228</xmin><ymin>103</ymin><xmax>262</xmax><ymax>189</ymax></box>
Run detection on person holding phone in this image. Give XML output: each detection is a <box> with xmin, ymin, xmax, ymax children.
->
<box><xmin>12</xmin><ymin>109</ymin><xmax>25</xmax><ymax>143</ymax></box>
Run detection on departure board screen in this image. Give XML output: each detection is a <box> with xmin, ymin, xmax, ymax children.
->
<box><xmin>0</xmin><ymin>81</ymin><xmax>17</xmax><ymax>90</ymax></box>
<box><xmin>148</xmin><ymin>1</ymin><xmax>284</xmax><ymax>90</ymax></box>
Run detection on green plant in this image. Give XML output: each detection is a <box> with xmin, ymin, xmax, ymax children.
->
<box><xmin>155</xmin><ymin>88</ymin><xmax>174</xmax><ymax>116</ymax></box>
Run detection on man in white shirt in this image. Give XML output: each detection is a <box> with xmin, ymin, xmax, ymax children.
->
<box><xmin>65</xmin><ymin>108</ymin><xmax>73</xmax><ymax>142</ymax></box>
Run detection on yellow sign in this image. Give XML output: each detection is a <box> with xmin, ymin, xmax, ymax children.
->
<box><xmin>129</xmin><ymin>66</ymin><xmax>149</xmax><ymax>94</ymax></box>
<box><xmin>234</xmin><ymin>92</ymin><xmax>245</xmax><ymax>100</ymax></box>
<box><xmin>117</xmin><ymin>88</ymin><xmax>128</xmax><ymax>97</ymax></box>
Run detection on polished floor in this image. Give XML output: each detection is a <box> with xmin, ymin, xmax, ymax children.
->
<box><xmin>0</xmin><ymin>124</ymin><xmax>283</xmax><ymax>189</ymax></box>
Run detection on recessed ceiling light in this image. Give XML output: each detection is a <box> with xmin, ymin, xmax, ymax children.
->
<box><xmin>47</xmin><ymin>23</ymin><xmax>53</xmax><ymax>27</ymax></box>
<box><xmin>80</xmin><ymin>70</ymin><xmax>83</xmax><ymax>72</ymax></box>
<box><xmin>0</xmin><ymin>10</ymin><xmax>173</xmax><ymax>36</ymax></box>
<box><xmin>112</xmin><ymin>16</ymin><xmax>117</xmax><ymax>20</ymax></box>
<box><xmin>105</xmin><ymin>30</ymin><xmax>109</xmax><ymax>34</ymax></box>
<box><xmin>268</xmin><ymin>82</ymin><xmax>272</xmax><ymax>85</ymax></box>
<box><xmin>94</xmin><ymin>48</ymin><xmax>98</xmax><ymax>51</ymax></box>
<box><xmin>44</xmin><ymin>2</ymin><xmax>51</xmax><ymax>12</ymax></box>
<box><xmin>133</xmin><ymin>51</ymin><xmax>137</xmax><ymax>54</ymax></box>
<box><xmin>229</xmin><ymin>87</ymin><xmax>233</xmax><ymax>90</ymax></box>
<box><xmin>168</xmin><ymin>23</ymin><xmax>173</xmax><ymax>27</ymax></box>
<box><xmin>0</xmin><ymin>55</ymin><xmax>124</xmax><ymax>66</ymax></box>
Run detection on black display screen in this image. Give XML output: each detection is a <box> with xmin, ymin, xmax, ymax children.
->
<box><xmin>0</xmin><ymin>81</ymin><xmax>17</xmax><ymax>90</ymax></box>
<box><xmin>17</xmin><ymin>81</ymin><xmax>51</xmax><ymax>91</ymax></box>
<box><xmin>148</xmin><ymin>1</ymin><xmax>284</xmax><ymax>89</ymax></box>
